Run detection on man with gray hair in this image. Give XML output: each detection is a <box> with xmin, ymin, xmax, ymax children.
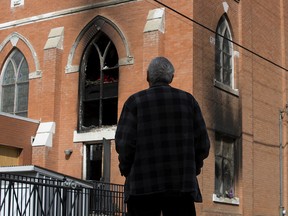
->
<box><xmin>115</xmin><ymin>56</ymin><xmax>210</xmax><ymax>216</ymax></box>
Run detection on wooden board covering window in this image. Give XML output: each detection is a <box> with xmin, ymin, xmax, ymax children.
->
<box><xmin>0</xmin><ymin>145</ymin><xmax>21</xmax><ymax>166</ymax></box>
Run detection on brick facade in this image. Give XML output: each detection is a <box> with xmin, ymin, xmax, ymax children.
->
<box><xmin>0</xmin><ymin>113</ymin><xmax>38</xmax><ymax>165</ymax></box>
<box><xmin>0</xmin><ymin>0</ymin><xmax>288</xmax><ymax>215</ymax></box>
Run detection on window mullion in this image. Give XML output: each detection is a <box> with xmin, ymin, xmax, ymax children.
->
<box><xmin>14</xmin><ymin>62</ymin><xmax>20</xmax><ymax>115</ymax></box>
<box><xmin>99</xmin><ymin>68</ymin><xmax>103</xmax><ymax>127</ymax></box>
<box><xmin>80</xmin><ymin>33</ymin><xmax>118</xmax><ymax>130</ymax></box>
<box><xmin>14</xmin><ymin>83</ymin><xmax>17</xmax><ymax>114</ymax></box>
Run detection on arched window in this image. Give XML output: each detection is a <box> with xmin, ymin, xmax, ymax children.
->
<box><xmin>215</xmin><ymin>15</ymin><xmax>234</xmax><ymax>88</ymax></box>
<box><xmin>0</xmin><ymin>49</ymin><xmax>29</xmax><ymax>117</ymax></box>
<box><xmin>79</xmin><ymin>32</ymin><xmax>119</xmax><ymax>131</ymax></box>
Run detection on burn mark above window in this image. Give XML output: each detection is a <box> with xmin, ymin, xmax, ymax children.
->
<box><xmin>79</xmin><ymin>32</ymin><xmax>119</xmax><ymax>131</ymax></box>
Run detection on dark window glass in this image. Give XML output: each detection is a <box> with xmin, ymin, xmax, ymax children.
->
<box><xmin>215</xmin><ymin>15</ymin><xmax>233</xmax><ymax>88</ymax></box>
<box><xmin>215</xmin><ymin>134</ymin><xmax>236</xmax><ymax>198</ymax></box>
<box><xmin>1</xmin><ymin>49</ymin><xmax>29</xmax><ymax>117</ymax></box>
<box><xmin>79</xmin><ymin>32</ymin><xmax>119</xmax><ymax>131</ymax></box>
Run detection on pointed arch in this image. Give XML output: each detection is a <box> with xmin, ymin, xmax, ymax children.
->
<box><xmin>0</xmin><ymin>32</ymin><xmax>41</xmax><ymax>78</ymax></box>
<box><xmin>0</xmin><ymin>48</ymin><xmax>29</xmax><ymax>117</ymax></box>
<box><xmin>66</xmin><ymin>16</ymin><xmax>133</xmax><ymax>73</ymax></box>
<box><xmin>215</xmin><ymin>14</ymin><xmax>234</xmax><ymax>88</ymax></box>
<box><xmin>210</xmin><ymin>2</ymin><xmax>231</xmax><ymax>28</ymax></box>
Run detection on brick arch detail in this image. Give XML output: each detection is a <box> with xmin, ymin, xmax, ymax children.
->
<box><xmin>0</xmin><ymin>32</ymin><xmax>40</xmax><ymax>75</ymax></box>
<box><xmin>210</xmin><ymin>2</ymin><xmax>233</xmax><ymax>31</ymax></box>
<box><xmin>66</xmin><ymin>15</ymin><xmax>134</xmax><ymax>73</ymax></box>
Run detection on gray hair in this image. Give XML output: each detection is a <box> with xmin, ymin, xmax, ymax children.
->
<box><xmin>147</xmin><ymin>57</ymin><xmax>175</xmax><ymax>85</ymax></box>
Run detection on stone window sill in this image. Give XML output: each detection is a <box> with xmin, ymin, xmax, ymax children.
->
<box><xmin>213</xmin><ymin>194</ymin><xmax>240</xmax><ymax>205</ymax></box>
<box><xmin>214</xmin><ymin>79</ymin><xmax>239</xmax><ymax>97</ymax></box>
<box><xmin>73</xmin><ymin>126</ymin><xmax>116</xmax><ymax>143</ymax></box>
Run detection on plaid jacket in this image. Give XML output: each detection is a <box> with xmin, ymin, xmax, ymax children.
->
<box><xmin>115</xmin><ymin>84</ymin><xmax>210</xmax><ymax>202</ymax></box>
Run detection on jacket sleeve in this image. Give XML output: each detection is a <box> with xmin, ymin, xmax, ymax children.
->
<box><xmin>193</xmin><ymin>100</ymin><xmax>210</xmax><ymax>175</ymax></box>
<box><xmin>115</xmin><ymin>100</ymin><xmax>137</xmax><ymax>177</ymax></box>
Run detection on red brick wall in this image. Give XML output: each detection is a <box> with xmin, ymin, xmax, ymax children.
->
<box><xmin>192</xmin><ymin>0</ymin><xmax>286</xmax><ymax>215</ymax></box>
<box><xmin>0</xmin><ymin>0</ymin><xmax>288</xmax><ymax>215</ymax></box>
<box><xmin>0</xmin><ymin>114</ymin><xmax>38</xmax><ymax>165</ymax></box>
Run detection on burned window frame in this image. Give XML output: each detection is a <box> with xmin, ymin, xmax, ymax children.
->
<box><xmin>84</xmin><ymin>138</ymin><xmax>111</xmax><ymax>182</ymax></box>
<box><xmin>215</xmin><ymin>15</ymin><xmax>234</xmax><ymax>89</ymax></box>
<box><xmin>79</xmin><ymin>32</ymin><xmax>119</xmax><ymax>131</ymax></box>
<box><xmin>85</xmin><ymin>143</ymin><xmax>103</xmax><ymax>181</ymax></box>
<box><xmin>0</xmin><ymin>48</ymin><xmax>29</xmax><ymax>117</ymax></box>
<box><xmin>214</xmin><ymin>133</ymin><xmax>239</xmax><ymax>199</ymax></box>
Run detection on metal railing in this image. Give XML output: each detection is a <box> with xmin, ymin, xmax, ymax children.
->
<box><xmin>0</xmin><ymin>173</ymin><xmax>126</xmax><ymax>216</ymax></box>
<box><xmin>89</xmin><ymin>182</ymin><xmax>126</xmax><ymax>216</ymax></box>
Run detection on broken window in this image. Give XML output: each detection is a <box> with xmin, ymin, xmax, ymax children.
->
<box><xmin>79</xmin><ymin>32</ymin><xmax>119</xmax><ymax>131</ymax></box>
<box><xmin>215</xmin><ymin>14</ymin><xmax>234</xmax><ymax>88</ymax></box>
<box><xmin>85</xmin><ymin>139</ymin><xmax>111</xmax><ymax>182</ymax></box>
<box><xmin>86</xmin><ymin>144</ymin><xmax>103</xmax><ymax>181</ymax></box>
<box><xmin>215</xmin><ymin>133</ymin><xmax>236</xmax><ymax>198</ymax></box>
<box><xmin>0</xmin><ymin>49</ymin><xmax>29</xmax><ymax>117</ymax></box>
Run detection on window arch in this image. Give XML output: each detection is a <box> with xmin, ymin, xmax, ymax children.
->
<box><xmin>79</xmin><ymin>32</ymin><xmax>119</xmax><ymax>131</ymax></box>
<box><xmin>0</xmin><ymin>49</ymin><xmax>29</xmax><ymax>117</ymax></box>
<box><xmin>215</xmin><ymin>15</ymin><xmax>234</xmax><ymax>88</ymax></box>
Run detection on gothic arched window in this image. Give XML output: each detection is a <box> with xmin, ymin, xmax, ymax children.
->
<box><xmin>215</xmin><ymin>15</ymin><xmax>234</xmax><ymax>88</ymax></box>
<box><xmin>0</xmin><ymin>49</ymin><xmax>29</xmax><ymax>117</ymax></box>
<box><xmin>79</xmin><ymin>32</ymin><xmax>119</xmax><ymax>131</ymax></box>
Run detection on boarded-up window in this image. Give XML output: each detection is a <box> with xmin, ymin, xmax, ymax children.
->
<box><xmin>0</xmin><ymin>145</ymin><xmax>21</xmax><ymax>166</ymax></box>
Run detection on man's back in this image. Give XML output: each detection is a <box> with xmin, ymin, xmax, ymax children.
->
<box><xmin>116</xmin><ymin>84</ymin><xmax>209</xmax><ymax>201</ymax></box>
<box><xmin>115</xmin><ymin>56</ymin><xmax>210</xmax><ymax>216</ymax></box>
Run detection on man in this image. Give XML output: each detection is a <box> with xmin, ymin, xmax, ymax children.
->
<box><xmin>115</xmin><ymin>57</ymin><xmax>210</xmax><ymax>216</ymax></box>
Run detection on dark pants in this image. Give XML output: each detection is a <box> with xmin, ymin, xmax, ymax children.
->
<box><xmin>126</xmin><ymin>193</ymin><xmax>196</xmax><ymax>216</ymax></box>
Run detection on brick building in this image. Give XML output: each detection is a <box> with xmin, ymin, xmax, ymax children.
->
<box><xmin>0</xmin><ymin>0</ymin><xmax>287</xmax><ymax>215</ymax></box>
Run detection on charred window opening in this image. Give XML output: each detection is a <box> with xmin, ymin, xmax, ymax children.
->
<box><xmin>79</xmin><ymin>32</ymin><xmax>119</xmax><ymax>131</ymax></box>
<box><xmin>215</xmin><ymin>133</ymin><xmax>238</xmax><ymax>199</ymax></box>
<box><xmin>86</xmin><ymin>144</ymin><xmax>103</xmax><ymax>181</ymax></box>
<box><xmin>85</xmin><ymin>139</ymin><xmax>111</xmax><ymax>182</ymax></box>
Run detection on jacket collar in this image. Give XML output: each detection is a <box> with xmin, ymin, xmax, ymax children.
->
<box><xmin>149</xmin><ymin>82</ymin><xmax>170</xmax><ymax>88</ymax></box>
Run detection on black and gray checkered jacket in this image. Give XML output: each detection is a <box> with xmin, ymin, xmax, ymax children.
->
<box><xmin>115</xmin><ymin>84</ymin><xmax>210</xmax><ymax>202</ymax></box>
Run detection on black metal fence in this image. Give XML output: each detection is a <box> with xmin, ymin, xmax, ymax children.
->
<box><xmin>89</xmin><ymin>182</ymin><xmax>126</xmax><ymax>216</ymax></box>
<box><xmin>0</xmin><ymin>173</ymin><xmax>126</xmax><ymax>216</ymax></box>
